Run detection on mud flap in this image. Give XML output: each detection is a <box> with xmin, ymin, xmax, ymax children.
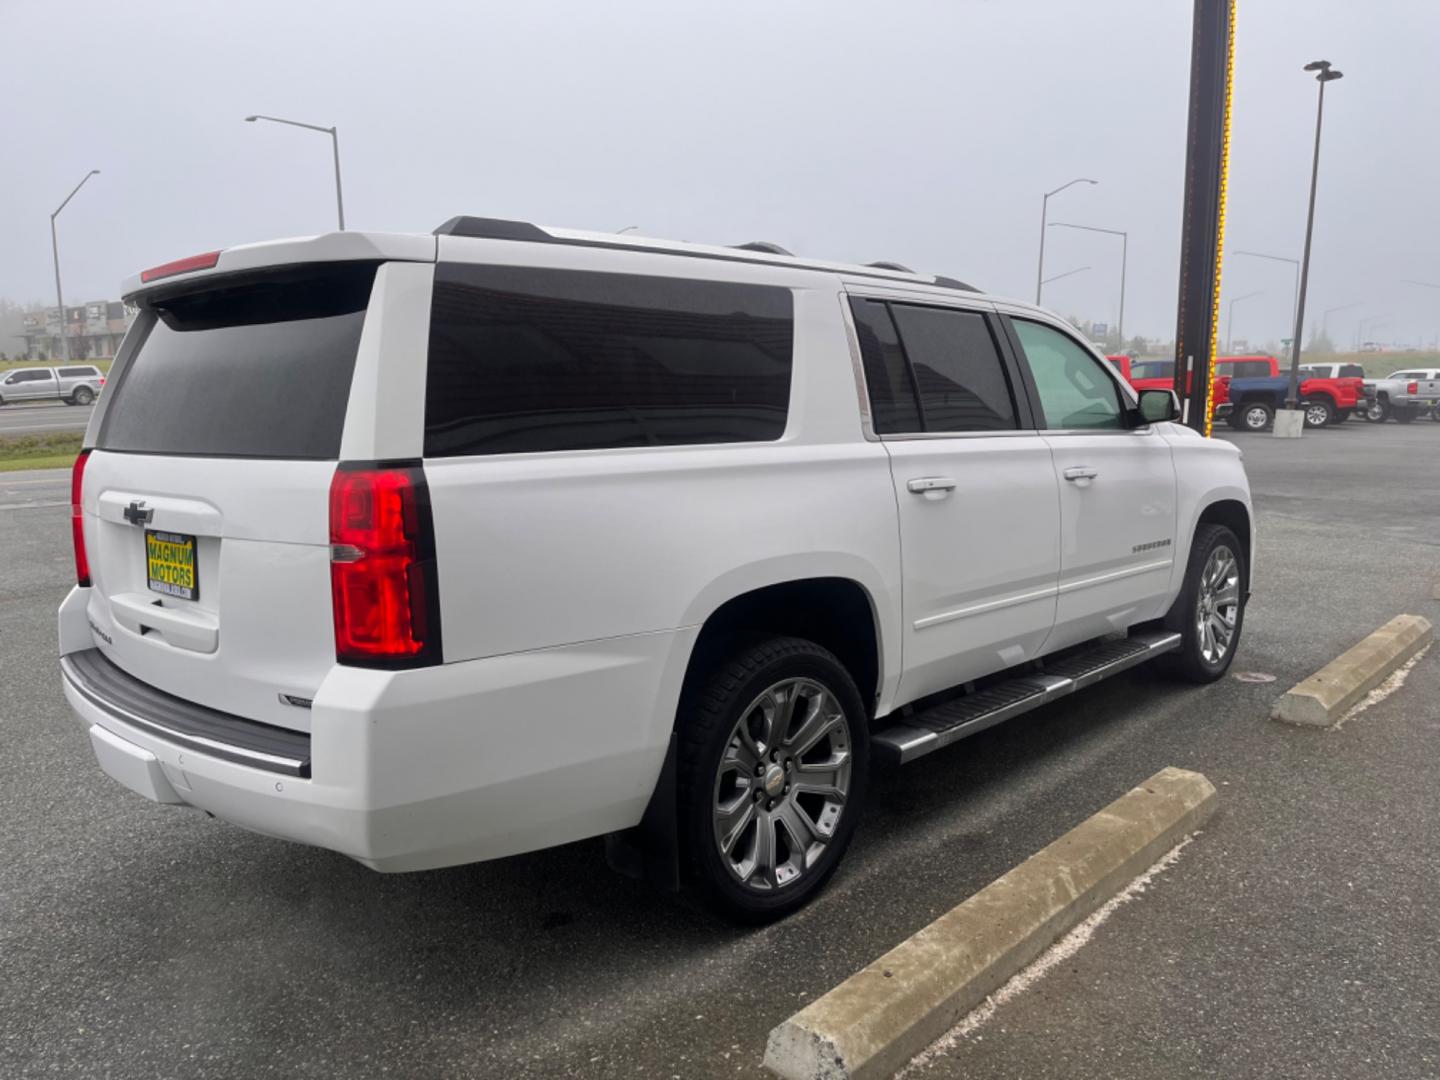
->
<box><xmin>603</xmin><ymin>733</ymin><xmax>680</xmax><ymax>892</ymax></box>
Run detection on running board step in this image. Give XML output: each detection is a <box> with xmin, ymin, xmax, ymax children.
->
<box><xmin>873</xmin><ymin>631</ymin><xmax>1183</xmax><ymax>765</ymax></box>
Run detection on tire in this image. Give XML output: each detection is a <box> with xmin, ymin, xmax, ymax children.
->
<box><xmin>1394</xmin><ymin>407</ymin><xmax>1417</xmax><ymax>424</ymax></box>
<box><xmin>1364</xmin><ymin>399</ymin><xmax>1389</xmax><ymax>422</ymax></box>
<box><xmin>676</xmin><ymin>636</ymin><xmax>868</xmax><ymax>923</ymax></box>
<box><xmin>1157</xmin><ymin>524</ymin><xmax>1246</xmax><ymax>684</ymax></box>
<box><xmin>1240</xmin><ymin>401</ymin><xmax>1274</xmax><ymax>432</ymax></box>
<box><xmin>1302</xmin><ymin>399</ymin><xmax>1334</xmax><ymax>429</ymax></box>
<box><xmin>73</xmin><ymin>386</ymin><xmax>95</xmax><ymax>406</ymax></box>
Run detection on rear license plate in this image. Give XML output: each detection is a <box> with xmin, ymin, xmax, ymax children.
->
<box><xmin>145</xmin><ymin>529</ymin><xmax>200</xmax><ymax>601</ymax></box>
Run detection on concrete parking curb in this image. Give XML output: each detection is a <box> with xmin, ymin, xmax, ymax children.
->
<box><xmin>1271</xmin><ymin>614</ymin><xmax>1434</xmax><ymax>728</ymax></box>
<box><xmin>762</xmin><ymin>767</ymin><xmax>1217</xmax><ymax>1080</ymax></box>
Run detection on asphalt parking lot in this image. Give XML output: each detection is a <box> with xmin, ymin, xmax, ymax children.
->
<box><xmin>2</xmin><ymin>423</ymin><xmax>1437</xmax><ymax>1080</ymax></box>
<box><xmin>0</xmin><ymin>402</ymin><xmax>94</xmax><ymax>436</ymax></box>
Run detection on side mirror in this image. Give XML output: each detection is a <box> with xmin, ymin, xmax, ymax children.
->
<box><xmin>1136</xmin><ymin>388</ymin><xmax>1181</xmax><ymax>425</ymax></box>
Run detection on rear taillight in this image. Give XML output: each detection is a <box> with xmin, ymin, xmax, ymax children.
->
<box><xmin>1408</xmin><ymin>381</ymin><xmax>1419</xmax><ymax>394</ymax></box>
<box><xmin>71</xmin><ymin>449</ymin><xmax>91</xmax><ymax>587</ymax></box>
<box><xmin>328</xmin><ymin>463</ymin><xmax>441</xmax><ymax>667</ymax></box>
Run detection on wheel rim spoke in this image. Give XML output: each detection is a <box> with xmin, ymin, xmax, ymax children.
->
<box><xmin>785</xmin><ymin>690</ymin><xmax>842</xmax><ymax>756</ymax></box>
<box><xmin>751</xmin><ymin>811</ymin><xmax>779</xmax><ymax>888</ymax></box>
<box><xmin>716</xmin><ymin>795</ymin><xmax>756</xmax><ymax>855</ymax></box>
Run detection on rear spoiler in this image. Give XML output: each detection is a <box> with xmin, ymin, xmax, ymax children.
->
<box><xmin>121</xmin><ymin>231</ymin><xmax>437</xmax><ymax>302</ymax></box>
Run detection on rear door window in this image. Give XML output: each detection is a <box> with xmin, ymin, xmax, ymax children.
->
<box><xmin>888</xmin><ymin>304</ymin><xmax>1018</xmax><ymax>432</ymax></box>
<box><xmin>425</xmin><ymin>264</ymin><xmax>793</xmax><ymax>456</ymax></box>
<box><xmin>98</xmin><ymin>264</ymin><xmax>375</xmax><ymax>459</ymax></box>
<box><xmin>58</xmin><ymin>366</ymin><xmax>99</xmax><ymax>378</ymax></box>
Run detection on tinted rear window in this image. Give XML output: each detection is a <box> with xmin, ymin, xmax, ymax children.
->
<box><xmin>58</xmin><ymin>366</ymin><xmax>99</xmax><ymax>377</ymax></box>
<box><xmin>425</xmin><ymin>264</ymin><xmax>793</xmax><ymax>456</ymax></box>
<box><xmin>98</xmin><ymin>264</ymin><xmax>374</xmax><ymax>459</ymax></box>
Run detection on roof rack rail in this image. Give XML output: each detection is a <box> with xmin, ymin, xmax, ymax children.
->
<box><xmin>431</xmin><ymin>215</ymin><xmax>979</xmax><ymax>294</ymax></box>
<box><xmin>433</xmin><ymin>216</ymin><xmax>556</xmax><ymax>242</ymax></box>
<box><xmin>732</xmin><ymin>241</ymin><xmax>794</xmax><ymax>256</ymax></box>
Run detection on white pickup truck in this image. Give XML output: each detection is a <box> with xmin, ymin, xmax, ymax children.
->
<box><xmin>60</xmin><ymin>220</ymin><xmax>1254</xmax><ymax>920</ymax></box>
<box><xmin>1362</xmin><ymin>368</ymin><xmax>1440</xmax><ymax>423</ymax></box>
<box><xmin>0</xmin><ymin>364</ymin><xmax>105</xmax><ymax>407</ymax></box>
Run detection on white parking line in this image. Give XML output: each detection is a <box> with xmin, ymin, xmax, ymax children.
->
<box><xmin>0</xmin><ymin>500</ymin><xmax>68</xmax><ymax>511</ymax></box>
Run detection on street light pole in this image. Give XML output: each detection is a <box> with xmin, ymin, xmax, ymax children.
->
<box><xmin>1285</xmin><ymin>60</ymin><xmax>1344</xmax><ymax>410</ymax></box>
<box><xmin>50</xmin><ymin>169</ymin><xmax>101</xmax><ymax>364</ymax></box>
<box><xmin>1233</xmin><ymin>250</ymin><xmax>1300</xmax><ymax>333</ymax></box>
<box><xmin>245</xmin><ymin>114</ymin><xmax>345</xmax><ymax>230</ymax></box>
<box><xmin>1035</xmin><ymin>178</ymin><xmax>1098</xmax><ymax>304</ymax></box>
<box><xmin>1320</xmin><ymin>301</ymin><xmax>1360</xmax><ymax>344</ymax></box>
<box><xmin>1355</xmin><ymin>315</ymin><xmax>1388</xmax><ymax>351</ymax></box>
<box><xmin>1048</xmin><ymin>221</ymin><xmax>1127</xmax><ymax>348</ymax></box>
<box><xmin>1226</xmin><ymin>290</ymin><xmax>1264</xmax><ymax>353</ymax></box>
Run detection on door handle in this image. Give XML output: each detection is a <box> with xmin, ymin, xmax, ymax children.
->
<box><xmin>1063</xmin><ymin>466</ymin><xmax>1099</xmax><ymax>482</ymax></box>
<box><xmin>907</xmin><ymin>477</ymin><xmax>957</xmax><ymax>500</ymax></box>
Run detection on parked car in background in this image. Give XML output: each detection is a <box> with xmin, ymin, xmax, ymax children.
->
<box><xmin>1208</xmin><ymin>356</ymin><xmax>1366</xmax><ymax>430</ymax></box>
<box><xmin>59</xmin><ymin>220</ymin><xmax>1253</xmax><ymax>921</ymax></box>
<box><xmin>1298</xmin><ymin>362</ymin><xmax>1366</xmax><ymax>380</ymax></box>
<box><xmin>1361</xmin><ymin>368</ymin><xmax>1440</xmax><ymax>423</ymax></box>
<box><xmin>0</xmin><ymin>364</ymin><xmax>105</xmax><ymax>407</ymax></box>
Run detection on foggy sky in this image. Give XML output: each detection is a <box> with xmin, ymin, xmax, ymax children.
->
<box><xmin>4</xmin><ymin>0</ymin><xmax>1438</xmax><ymax>347</ymax></box>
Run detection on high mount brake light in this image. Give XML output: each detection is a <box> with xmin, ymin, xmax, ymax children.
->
<box><xmin>71</xmin><ymin>449</ymin><xmax>91</xmax><ymax>587</ymax></box>
<box><xmin>328</xmin><ymin>464</ymin><xmax>442</xmax><ymax>667</ymax></box>
<box><xmin>140</xmin><ymin>251</ymin><xmax>221</xmax><ymax>283</ymax></box>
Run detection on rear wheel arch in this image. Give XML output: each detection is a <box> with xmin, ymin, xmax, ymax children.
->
<box><xmin>677</xmin><ymin>578</ymin><xmax>882</xmax><ymax>725</ymax></box>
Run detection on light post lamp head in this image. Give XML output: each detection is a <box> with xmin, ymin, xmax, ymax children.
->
<box><xmin>244</xmin><ymin>116</ymin><xmax>258</xmax><ymax>122</ymax></box>
<box><xmin>1304</xmin><ymin>60</ymin><xmax>1343</xmax><ymax>82</ymax></box>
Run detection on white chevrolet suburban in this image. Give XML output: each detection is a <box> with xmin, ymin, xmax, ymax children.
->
<box><xmin>60</xmin><ymin>219</ymin><xmax>1252</xmax><ymax>921</ymax></box>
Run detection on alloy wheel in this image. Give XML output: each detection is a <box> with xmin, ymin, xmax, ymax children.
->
<box><xmin>1196</xmin><ymin>544</ymin><xmax>1241</xmax><ymax>665</ymax></box>
<box><xmin>711</xmin><ymin>677</ymin><xmax>852</xmax><ymax>892</ymax></box>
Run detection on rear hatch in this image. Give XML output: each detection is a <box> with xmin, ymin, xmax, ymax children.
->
<box><xmin>80</xmin><ymin>263</ymin><xmax>377</xmax><ymax>732</ymax></box>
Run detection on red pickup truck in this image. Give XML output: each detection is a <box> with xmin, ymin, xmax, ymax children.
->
<box><xmin>1107</xmin><ymin>355</ymin><xmax>1366</xmax><ymax>429</ymax></box>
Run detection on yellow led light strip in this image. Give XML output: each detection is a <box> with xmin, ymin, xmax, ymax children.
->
<box><xmin>1204</xmin><ymin>0</ymin><xmax>1238</xmax><ymax>437</ymax></box>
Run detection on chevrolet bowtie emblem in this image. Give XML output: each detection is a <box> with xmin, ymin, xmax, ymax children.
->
<box><xmin>123</xmin><ymin>500</ymin><xmax>154</xmax><ymax>526</ymax></box>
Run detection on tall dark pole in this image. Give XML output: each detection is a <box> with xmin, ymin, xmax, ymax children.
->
<box><xmin>1172</xmin><ymin>0</ymin><xmax>1236</xmax><ymax>435</ymax></box>
<box><xmin>1286</xmin><ymin>61</ymin><xmax>1343</xmax><ymax>409</ymax></box>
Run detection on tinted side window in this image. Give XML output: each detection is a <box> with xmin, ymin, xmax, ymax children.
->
<box><xmin>1229</xmin><ymin>360</ymin><xmax>1273</xmax><ymax>378</ymax></box>
<box><xmin>98</xmin><ymin>264</ymin><xmax>374</xmax><ymax>459</ymax></box>
<box><xmin>849</xmin><ymin>299</ymin><xmax>920</xmax><ymax>433</ymax></box>
<box><xmin>889</xmin><ymin>304</ymin><xmax>1017</xmax><ymax>432</ymax></box>
<box><xmin>58</xmin><ymin>366</ymin><xmax>98</xmax><ymax>377</ymax></box>
<box><xmin>1012</xmin><ymin>319</ymin><xmax>1123</xmax><ymax>430</ymax></box>
<box><xmin>426</xmin><ymin>265</ymin><xmax>793</xmax><ymax>456</ymax></box>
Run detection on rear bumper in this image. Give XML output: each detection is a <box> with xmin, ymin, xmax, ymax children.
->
<box><xmin>1213</xmin><ymin>402</ymin><xmax>1234</xmax><ymax>420</ymax></box>
<box><xmin>59</xmin><ymin>588</ymin><xmax>693</xmax><ymax>872</ymax></box>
